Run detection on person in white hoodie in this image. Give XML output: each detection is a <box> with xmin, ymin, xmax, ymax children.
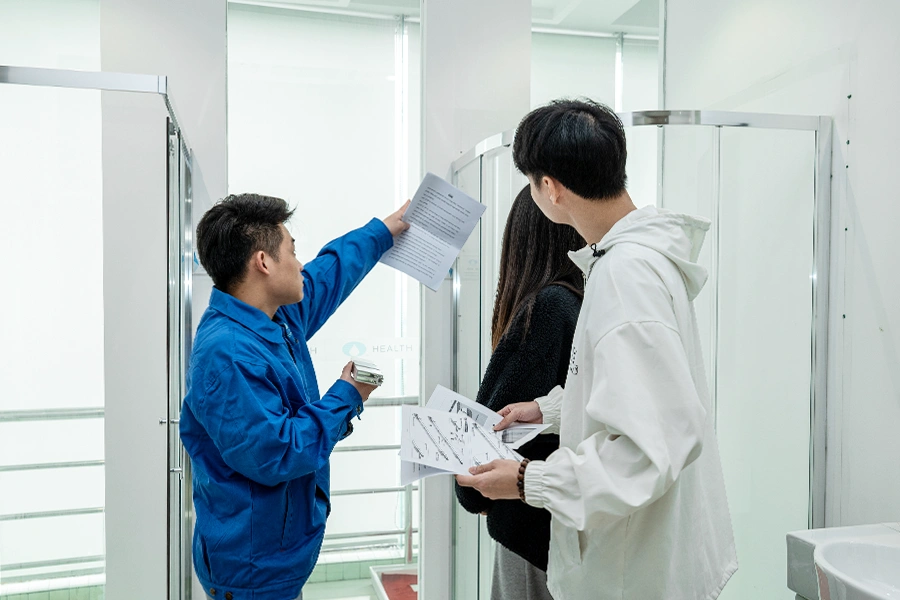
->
<box><xmin>456</xmin><ymin>99</ymin><xmax>738</xmax><ymax>600</ymax></box>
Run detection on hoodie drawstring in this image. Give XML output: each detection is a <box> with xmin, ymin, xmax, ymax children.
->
<box><xmin>591</xmin><ymin>243</ymin><xmax>606</xmax><ymax>258</ymax></box>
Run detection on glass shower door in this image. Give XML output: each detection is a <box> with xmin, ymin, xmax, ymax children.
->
<box><xmin>449</xmin><ymin>110</ymin><xmax>830</xmax><ymax>600</ymax></box>
<box><xmin>0</xmin><ymin>67</ymin><xmax>200</xmax><ymax>600</ymax></box>
<box><xmin>0</xmin><ymin>83</ymin><xmax>107</xmax><ymax>600</ymax></box>
<box><xmin>451</xmin><ymin>143</ymin><xmax>525</xmax><ymax>600</ymax></box>
<box><xmin>715</xmin><ymin>127</ymin><xmax>817</xmax><ymax>600</ymax></box>
<box><xmin>659</xmin><ymin>122</ymin><xmax>821</xmax><ymax>600</ymax></box>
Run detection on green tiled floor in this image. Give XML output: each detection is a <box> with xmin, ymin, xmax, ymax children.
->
<box><xmin>307</xmin><ymin>557</ymin><xmax>408</xmax><ymax>584</ymax></box>
<box><xmin>0</xmin><ymin>586</ymin><xmax>103</xmax><ymax>600</ymax></box>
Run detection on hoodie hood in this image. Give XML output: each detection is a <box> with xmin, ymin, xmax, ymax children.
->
<box><xmin>568</xmin><ymin>205</ymin><xmax>710</xmax><ymax>301</ymax></box>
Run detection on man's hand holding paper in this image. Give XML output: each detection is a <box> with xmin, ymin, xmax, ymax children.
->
<box><xmin>379</xmin><ymin>173</ymin><xmax>486</xmax><ymax>290</ymax></box>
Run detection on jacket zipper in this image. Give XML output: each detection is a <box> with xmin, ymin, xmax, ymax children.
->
<box><xmin>280</xmin><ymin>323</ymin><xmax>297</xmax><ymax>364</ymax></box>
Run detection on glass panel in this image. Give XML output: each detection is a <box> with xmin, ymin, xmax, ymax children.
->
<box><xmin>327</xmin><ymin>493</ymin><xmax>409</xmax><ymax>537</ymax></box>
<box><xmin>0</xmin><ymin>83</ymin><xmax>104</xmax><ymax>598</ymax></box>
<box><xmin>453</xmin><ymin>158</ymin><xmax>483</xmax><ymax>401</ymax></box>
<box><xmin>451</xmin><ymin>156</ymin><xmax>484</xmax><ymax>600</ymax></box>
<box><xmin>0</xmin><ymin>420</ymin><xmax>104</xmax><ymax>465</ymax></box>
<box><xmin>331</xmin><ymin>449</ymin><xmax>403</xmax><ymax>490</ymax></box>
<box><xmin>661</xmin><ymin>125</ymin><xmax>719</xmax><ymax>391</ymax></box>
<box><xmin>716</xmin><ymin>127</ymin><xmax>815</xmax><ymax>600</ymax></box>
<box><xmin>0</xmin><ymin>468</ymin><xmax>104</xmax><ymax>515</ymax></box>
<box><xmin>479</xmin><ymin>148</ymin><xmax>526</xmax><ymax>377</ymax></box>
<box><xmin>661</xmin><ymin>124</ymin><xmax>816</xmax><ymax>599</ymax></box>
<box><xmin>625</xmin><ymin>125</ymin><xmax>660</xmax><ymax>208</ymax></box>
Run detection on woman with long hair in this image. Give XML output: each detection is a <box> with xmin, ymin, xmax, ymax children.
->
<box><xmin>455</xmin><ymin>184</ymin><xmax>584</xmax><ymax>600</ymax></box>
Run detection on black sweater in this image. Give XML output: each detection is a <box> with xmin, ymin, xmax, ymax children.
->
<box><xmin>454</xmin><ymin>284</ymin><xmax>582</xmax><ymax>571</ymax></box>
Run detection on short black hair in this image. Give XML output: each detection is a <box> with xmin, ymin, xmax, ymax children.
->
<box><xmin>513</xmin><ymin>98</ymin><xmax>627</xmax><ymax>200</ymax></box>
<box><xmin>195</xmin><ymin>193</ymin><xmax>295</xmax><ymax>293</ymax></box>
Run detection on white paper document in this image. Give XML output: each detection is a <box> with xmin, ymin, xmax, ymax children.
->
<box><xmin>501</xmin><ymin>422</ymin><xmax>552</xmax><ymax>450</ymax></box>
<box><xmin>379</xmin><ymin>172</ymin><xmax>486</xmax><ymax>291</ymax></box>
<box><xmin>400</xmin><ymin>405</ymin><xmax>519</xmax><ymax>475</ymax></box>
<box><xmin>399</xmin><ymin>386</ymin><xmax>532</xmax><ymax>483</ymax></box>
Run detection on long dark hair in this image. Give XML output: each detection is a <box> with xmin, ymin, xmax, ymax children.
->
<box><xmin>492</xmin><ymin>185</ymin><xmax>585</xmax><ymax>350</ymax></box>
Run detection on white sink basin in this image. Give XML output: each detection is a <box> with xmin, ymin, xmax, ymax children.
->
<box><xmin>814</xmin><ymin>540</ymin><xmax>900</xmax><ymax>600</ymax></box>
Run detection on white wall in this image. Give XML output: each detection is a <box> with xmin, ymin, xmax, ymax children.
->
<box><xmin>420</xmin><ymin>2</ymin><xmax>531</xmax><ymax>598</ymax></box>
<box><xmin>99</xmin><ymin>2</ymin><xmax>226</xmax><ymax>598</ymax></box>
<box><xmin>663</xmin><ymin>0</ymin><xmax>900</xmax><ymax>539</ymax></box>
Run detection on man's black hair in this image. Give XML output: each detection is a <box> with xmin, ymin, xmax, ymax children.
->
<box><xmin>195</xmin><ymin>193</ymin><xmax>295</xmax><ymax>293</ymax></box>
<box><xmin>513</xmin><ymin>98</ymin><xmax>627</xmax><ymax>200</ymax></box>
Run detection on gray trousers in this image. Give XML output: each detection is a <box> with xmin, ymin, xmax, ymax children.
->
<box><xmin>491</xmin><ymin>543</ymin><xmax>554</xmax><ymax>600</ymax></box>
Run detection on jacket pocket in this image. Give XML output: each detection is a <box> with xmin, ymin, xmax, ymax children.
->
<box><xmin>281</xmin><ymin>487</ymin><xmax>293</xmax><ymax>549</ymax></box>
<box><xmin>198</xmin><ymin>534</ymin><xmax>213</xmax><ymax>580</ymax></box>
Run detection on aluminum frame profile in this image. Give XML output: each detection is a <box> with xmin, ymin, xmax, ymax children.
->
<box><xmin>0</xmin><ymin>65</ymin><xmax>196</xmax><ymax>152</ymax></box>
<box><xmin>449</xmin><ymin>109</ymin><xmax>826</xmax><ymax>174</ymax></box>
<box><xmin>0</xmin><ymin>65</ymin><xmax>166</xmax><ymax>95</ymax></box>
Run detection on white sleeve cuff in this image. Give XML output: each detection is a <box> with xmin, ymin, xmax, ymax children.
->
<box><xmin>535</xmin><ymin>385</ymin><xmax>563</xmax><ymax>434</ymax></box>
<box><xmin>523</xmin><ymin>459</ymin><xmax>549</xmax><ymax>509</ymax></box>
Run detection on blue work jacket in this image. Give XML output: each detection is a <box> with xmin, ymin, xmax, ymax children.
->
<box><xmin>180</xmin><ymin>218</ymin><xmax>393</xmax><ymax>600</ymax></box>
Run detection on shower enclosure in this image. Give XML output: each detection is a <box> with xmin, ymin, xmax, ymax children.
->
<box><xmin>448</xmin><ymin>110</ymin><xmax>832</xmax><ymax>600</ymax></box>
<box><xmin>0</xmin><ymin>66</ymin><xmax>198</xmax><ymax>600</ymax></box>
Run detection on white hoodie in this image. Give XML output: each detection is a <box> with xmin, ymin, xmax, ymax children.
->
<box><xmin>524</xmin><ymin>205</ymin><xmax>737</xmax><ymax>600</ymax></box>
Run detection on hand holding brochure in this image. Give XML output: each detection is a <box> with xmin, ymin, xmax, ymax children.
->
<box><xmin>379</xmin><ymin>173</ymin><xmax>486</xmax><ymax>291</ymax></box>
<box><xmin>399</xmin><ymin>386</ymin><xmax>550</xmax><ymax>485</ymax></box>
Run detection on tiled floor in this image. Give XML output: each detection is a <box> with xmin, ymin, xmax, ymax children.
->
<box><xmin>0</xmin><ymin>586</ymin><xmax>102</xmax><ymax>600</ymax></box>
<box><xmin>1</xmin><ymin>582</ymin><xmax>378</xmax><ymax>600</ymax></box>
<box><xmin>1</xmin><ymin>553</ymin><xmax>413</xmax><ymax>600</ymax></box>
<box><xmin>307</xmin><ymin>546</ymin><xmax>411</xmax><ymax>585</ymax></box>
<box><xmin>303</xmin><ymin>578</ymin><xmax>379</xmax><ymax>600</ymax></box>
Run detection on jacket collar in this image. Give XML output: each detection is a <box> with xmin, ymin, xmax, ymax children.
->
<box><xmin>209</xmin><ymin>287</ymin><xmax>285</xmax><ymax>344</ymax></box>
<box><xmin>568</xmin><ymin>244</ymin><xmax>601</xmax><ymax>277</ymax></box>
<box><xmin>567</xmin><ymin>206</ymin><xmax>655</xmax><ymax>277</ymax></box>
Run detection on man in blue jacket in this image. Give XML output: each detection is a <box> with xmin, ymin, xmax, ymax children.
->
<box><xmin>180</xmin><ymin>193</ymin><xmax>410</xmax><ymax>600</ymax></box>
